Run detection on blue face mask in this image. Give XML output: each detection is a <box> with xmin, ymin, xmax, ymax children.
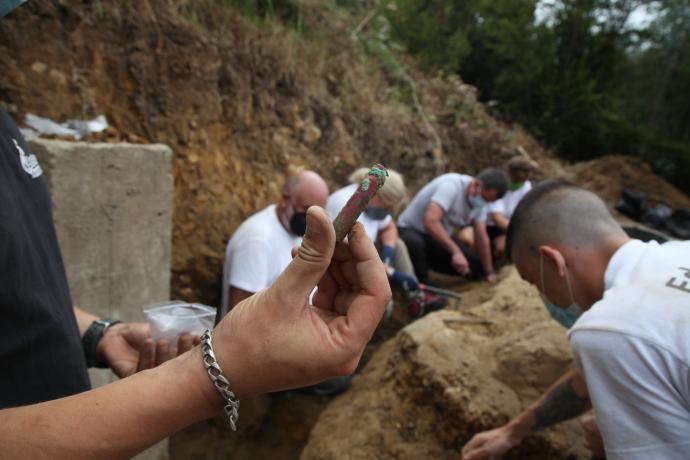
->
<box><xmin>468</xmin><ymin>194</ymin><xmax>487</xmax><ymax>209</ymax></box>
<box><xmin>1</xmin><ymin>0</ymin><xmax>26</xmax><ymax>18</ymax></box>
<box><xmin>540</xmin><ymin>255</ymin><xmax>583</xmax><ymax>329</ymax></box>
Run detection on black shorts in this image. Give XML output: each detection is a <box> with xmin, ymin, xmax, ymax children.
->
<box><xmin>487</xmin><ymin>225</ymin><xmax>505</xmax><ymax>241</ymax></box>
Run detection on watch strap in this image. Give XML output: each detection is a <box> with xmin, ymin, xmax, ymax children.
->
<box><xmin>82</xmin><ymin>319</ymin><xmax>122</xmax><ymax>368</ymax></box>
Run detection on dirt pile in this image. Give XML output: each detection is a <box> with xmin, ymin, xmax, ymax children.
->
<box><xmin>0</xmin><ymin>0</ymin><xmax>557</xmax><ymax>304</ymax></box>
<box><xmin>301</xmin><ymin>266</ymin><xmax>588</xmax><ymax>460</ymax></box>
<box><xmin>567</xmin><ymin>155</ymin><xmax>690</xmax><ymax>210</ymax></box>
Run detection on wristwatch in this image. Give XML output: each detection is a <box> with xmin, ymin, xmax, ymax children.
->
<box><xmin>82</xmin><ymin>318</ymin><xmax>122</xmax><ymax>368</ymax></box>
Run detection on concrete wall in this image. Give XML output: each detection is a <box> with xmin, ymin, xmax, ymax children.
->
<box><xmin>30</xmin><ymin>139</ymin><xmax>173</xmax><ymax>460</ymax></box>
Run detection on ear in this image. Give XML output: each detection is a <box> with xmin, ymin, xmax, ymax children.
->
<box><xmin>538</xmin><ymin>245</ymin><xmax>567</xmax><ymax>278</ymax></box>
<box><xmin>278</xmin><ymin>192</ymin><xmax>290</xmax><ymax>209</ymax></box>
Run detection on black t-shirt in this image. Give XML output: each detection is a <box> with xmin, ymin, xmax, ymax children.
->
<box><xmin>0</xmin><ymin>108</ymin><xmax>89</xmax><ymax>407</ymax></box>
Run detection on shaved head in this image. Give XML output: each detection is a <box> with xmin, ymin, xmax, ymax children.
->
<box><xmin>507</xmin><ymin>180</ymin><xmax>627</xmax><ymax>262</ymax></box>
<box><xmin>283</xmin><ymin>170</ymin><xmax>329</xmax><ymax>209</ymax></box>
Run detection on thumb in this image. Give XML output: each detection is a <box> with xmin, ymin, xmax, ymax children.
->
<box><xmin>461</xmin><ymin>449</ymin><xmax>480</xmax><ymax>460</ymax></box>
<box><xmin>462</xmin><ymin>444</ymin><xmax>492</xmax><ymax>460</ymax></box>
<box><xmin>273</xmin><ymin>206</ymin><xmax>335</xmax><ymax>301</ymax></box>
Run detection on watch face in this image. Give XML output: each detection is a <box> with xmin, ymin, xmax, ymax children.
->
<box><xmin>96</xmin><ymin>319</ymin><xmax>120</xmax><ymax>328</ymax></box>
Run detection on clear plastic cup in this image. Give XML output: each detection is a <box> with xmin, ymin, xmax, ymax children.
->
<box><xmin>143</xmin><ymin>301</ymin><xmax>216</xmax><ymax>343</ymax></box>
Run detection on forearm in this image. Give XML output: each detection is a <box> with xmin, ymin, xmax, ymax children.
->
<box><xmin>474</xmin><ymin>223</ymin><xmax>494</xmax><ymax>275</ymax></box>
<box><xmin>0</xmin><ymin>347</ymin><xmax>220</xmax><ymax>459</ymax></box>
<box><xmin>492</xmin><ymin>213</ymin><xmax>509</xmax><ymax>232</ymax></box>
<box><xmin>425</xmin><ymin>220</ymin><xmax>460</xmax><ymax>255</ymax></box>
<box><xmin>74</xmin><ymin>306</ymin><xmax>100</xmax><ymax>337</ymax></box>
<box><xmin>378</xmin><ymin>222</ymin><xmax>398</xmax><ymax>248</ymax></box>
<box><xmin>511</xmin><ymin>368</ymin><xmax>590</xmax><ymax>436</ymax></box>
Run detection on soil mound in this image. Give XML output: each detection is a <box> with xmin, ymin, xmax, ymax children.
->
<box><xmin>301</xmin><ymin>267</ymin><xmax>588</xmax><ymax>460</ymax></box>
<box><xmin>567</xmin><ymin>155</ymin><xmax>690</xmax><ymax>210</ymax></box>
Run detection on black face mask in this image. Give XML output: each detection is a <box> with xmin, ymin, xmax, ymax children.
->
<box><xmin>364</xmin><ymin>207</ymin><xmax>390</xmax><ymax>220</ymax></box>
<box><xmin>289</xmin><ymin>211</ymin><xmax>307</xmax><ymax>236</ymax></box>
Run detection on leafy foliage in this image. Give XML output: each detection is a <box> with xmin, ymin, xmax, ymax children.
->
<box><xmin>386</xmin><ymin>0</ymin><xmax>690</xmax><ymax>192</ymax></box>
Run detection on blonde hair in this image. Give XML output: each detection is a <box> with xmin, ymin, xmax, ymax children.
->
<box><xmin>348</xmin><ymin>167</ymin><xmax>409</xmax><ymax>214</ymax></box>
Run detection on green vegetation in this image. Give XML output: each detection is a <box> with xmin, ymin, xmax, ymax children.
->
<box><xmin>385</xmin><ymin>0</ymin><xmax>690</xmax><ymax>192</ymax></box>
<box><xmin>173</xmin><ymin>0</ymin><xmax>689</xmax><ymax>192</ymax></box>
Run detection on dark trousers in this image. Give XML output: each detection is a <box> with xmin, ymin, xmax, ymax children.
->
<box><xmin>399</xmin><ymin>227</ymin><xmax>484</xmax><ymax>283</ymax></box>
<box><xmin>487</xmin><ymin>225</ymin><xmax>506</xmax><ymax>240</ymax></box>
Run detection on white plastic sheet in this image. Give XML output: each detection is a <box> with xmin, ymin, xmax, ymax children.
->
<box><xmin>24</xmin><ymin>113</ymin><xmax>108</xmax><ymax>139</ymax></box>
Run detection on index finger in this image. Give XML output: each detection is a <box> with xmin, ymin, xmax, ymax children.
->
<box><xmin>177</xmin><ymin>333</ymin><xmax>194</xmax><ymax>355</ymax></box>
<box><xmin>136</xmin><ymin>338</ymin><xmax>155</xmax><ymax>372</ymax></box>
<box><xmin>341</xmin><ymin>222</ymin><xmax>390</xmax><ymax>337</ymax></box>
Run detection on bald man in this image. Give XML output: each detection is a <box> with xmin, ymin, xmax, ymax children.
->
<box><xmin>220</xmin><ymin>171</ymin><xmax>329</xmax><ymax>317</ymax></box>
<box><xmin>462</xmin><ymin>180</ymin><xmax>690</xmax><ymax>460</ymax></box>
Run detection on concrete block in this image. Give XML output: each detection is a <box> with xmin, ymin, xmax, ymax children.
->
<box><xmin>30</xmin><ymin>139</ymin><xmax>173</xmax><ymax>460</ymax></box>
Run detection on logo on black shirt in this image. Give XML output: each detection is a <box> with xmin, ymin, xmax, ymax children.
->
<box><xmin>12</xmin><ymin>138</ymin><xmax>42</xmax><ymax>178</ymax></box>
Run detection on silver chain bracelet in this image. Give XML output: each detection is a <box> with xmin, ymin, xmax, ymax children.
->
<box><xmin>200</xmin><ymin>329</ymin><xmax>240</xmax><ymax>431</ymax></box>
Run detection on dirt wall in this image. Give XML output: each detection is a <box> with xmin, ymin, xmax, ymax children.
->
<box><xmin>0</xmin><ymin>0</ymin><xmax>555</xmax><ymax>304</ymax></box>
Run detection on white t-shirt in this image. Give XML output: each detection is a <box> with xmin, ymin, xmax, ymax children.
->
<box><xmin>486</xmin><ymin>180</ymin><xmax>532</xmax><ymax>226</ymax></box>
<box><xmin>221</xmin><ymin>204</ymin><xmax>301</xmax><ymax>312</ymax></box>
<box><xmin>397</xmin><ymin>173</ymin><xmax>486</xmax><ymax>235</ymax></box>
<box><xmin>326</xmin><ymin>183</ymin><xmax>393</xmax><ymax>242</ymax></box>
<box><xmin>568</xmin><ymin>239</ymin><xmax>690</xmax><ymax>460</ymax></box>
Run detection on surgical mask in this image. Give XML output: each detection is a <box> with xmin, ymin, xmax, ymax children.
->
<box><xmin>510</xmin><ymin>181</ymin><xmax>524</xmax><ymax>191</ymax></box>
<box><xmin>287</xmin><ymin>200</ymin><xmax>307</xmax><ymax>236</ymax></box>
<box><xmin>1</xmin><ymin>0</ymin><xmax>26</xmax><ymax>17</ymax></box>
<box><xmin>364</xmin><ymin>207</ymin><xmax>390</xmax><ymax>220</ymax></box>
<box><xmin>540</xmin><ymin>255</ymin><xmax>583</xmax><ymax>329</ymax></box>
<box><xmin>468</xmin><ymin>194</ymin><xmax>487</xmax><ymax>209</ymax></box>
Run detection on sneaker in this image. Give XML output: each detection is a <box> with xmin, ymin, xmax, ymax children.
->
<box><xmin>407</xmin><ymin>291</ymin><xmax>448</xmax><ymax>318</ymax></box>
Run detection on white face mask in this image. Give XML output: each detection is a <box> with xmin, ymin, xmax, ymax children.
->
<box><xmin>468</xmin><ymin>184</ymin><xmax>487</xmax><ymax>209</ymax></box>
<box><xmin>539</xmin><ymin>255</ymin><xmax>583</xmax><ymax>329</ymax></box>
<box><xmin>469</xmin><ymin>194</ymin><xmax>487</xmax><ymax>209</ymax></box>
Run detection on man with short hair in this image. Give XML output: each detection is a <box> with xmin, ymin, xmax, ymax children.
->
<box><xmin>462</xmin><ymin>180</ymin><xmax>690</xmax><ymax>460</ymax></box>
<box><xmin>461</xmin><ymin>157</ymin><xmax>534</xmax><ymax>259</ymax></box>
<box><xmin>397</xmin><ymin>168</ymin><xmax>508</xmax><ymax>283</ymax></box>
<box><xmin>219</xmin><ymin>170</ymin><xmax>329</xmax><ymax>317</ymax></box>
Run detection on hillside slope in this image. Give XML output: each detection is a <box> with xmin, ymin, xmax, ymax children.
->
<box><xmin>0</xmin><ymin>0</ymin><xmax>555</xmax><ymax>303</ymax></box>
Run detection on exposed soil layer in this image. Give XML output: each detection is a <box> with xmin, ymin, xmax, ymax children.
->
<box><xmin>1</xmin><ymin>0</ymin><xmax>556</xmax><ymax>305</ymax></box>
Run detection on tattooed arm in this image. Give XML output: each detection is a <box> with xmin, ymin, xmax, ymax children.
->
<box><xmin>460</xmin><ymin>367</ymin><xmax>590</xmax><ymax>460</ymax></box>
<box><xmin>532</xmin><ymin>367</ymin><xmax>590</xmax><ymax>429</ymax></box>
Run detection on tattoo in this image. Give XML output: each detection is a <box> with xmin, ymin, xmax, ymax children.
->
<box><xmin>533</xmin><ymin>378</ymin><xmax>587</xmax><ymax>430</ymax></box>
